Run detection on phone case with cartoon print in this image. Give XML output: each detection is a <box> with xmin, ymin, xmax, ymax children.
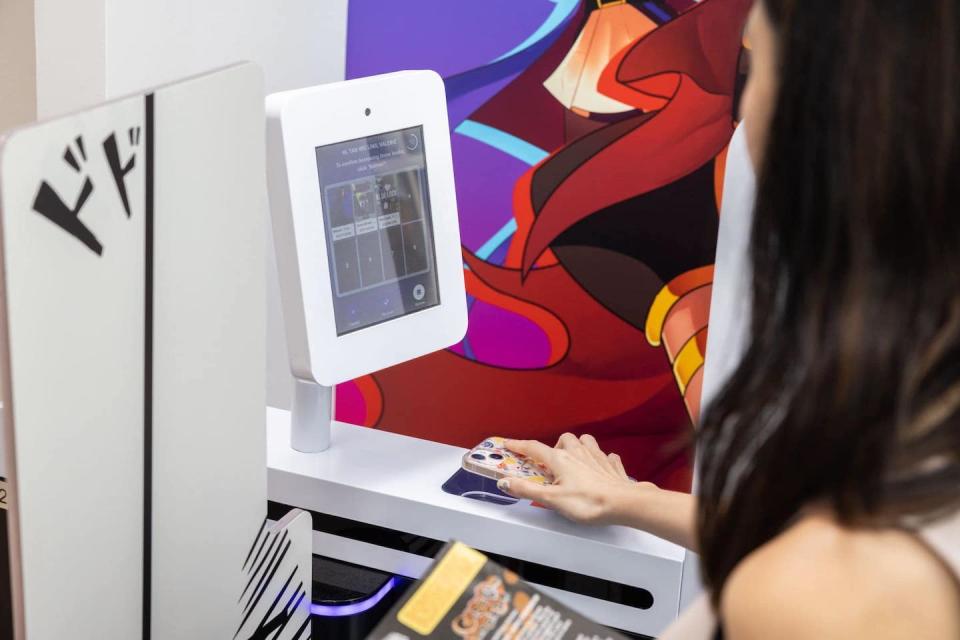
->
<box><xmin>461</xmin><ymin>437</ymin><xmax>554</xmax><ymax>485</ymax></box>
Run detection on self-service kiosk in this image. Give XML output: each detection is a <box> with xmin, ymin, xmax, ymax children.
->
<box><xmin>265</xmin><ymin>71</ymin><xmax>707</xmax><ymax>637</ymax></box>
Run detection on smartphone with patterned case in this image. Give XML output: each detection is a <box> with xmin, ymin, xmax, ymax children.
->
<box><xmin>461</xmin><ymin>437</ymin><xmax>554</xmax><ymax>485</ymax></box>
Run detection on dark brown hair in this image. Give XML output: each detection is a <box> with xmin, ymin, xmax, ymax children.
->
<box><xmin>697</xmin><ymin>0</ymin><xmax>960</xmax><ymax>603</ymax></box>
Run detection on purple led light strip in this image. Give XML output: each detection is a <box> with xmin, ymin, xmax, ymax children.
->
<box><xmin>310</xmin><ymin>577</ymin><xmax>398</xmax><ymax>617</ymax></box>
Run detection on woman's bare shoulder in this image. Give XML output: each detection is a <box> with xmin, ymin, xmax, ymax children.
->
<box><xmin>719</xmin><ymin>512</ymin><xmax>960</xmax><ymax>639</ymax></box>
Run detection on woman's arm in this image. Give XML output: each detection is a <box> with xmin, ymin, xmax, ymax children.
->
<box><xmin>608</xmin><ymin>482</ymin><xmax>699</xmax><ymax>551</ymax></box>
<box><xmin>499</xmin><ymin>435</ymin><xmax>700</xmax><ymax>551</ymax></box>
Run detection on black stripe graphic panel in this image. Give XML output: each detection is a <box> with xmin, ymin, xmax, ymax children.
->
<box><xmin>245</xmin><ymin>532</ymin><xmax>290</xmax><ymax>615</ymax></box>
<box><xmin>243</xmin><ymin>518</ymin><xmax>268</xmax><ymax>572</ymax></box>
<box><xmin>291</xmin><ymin>616</ymin><xmax>311</xmax><ymax>640</ymax></box>
<box><xmin>239</xmin><ymin>538</ymin><xmax>292</xmax><ymax>632</ymax></box>
<box><xmin>241</xmin><ymin>566</ymin><xmax>295</xmax><ymax>640</ymax></box>
<box><xmin>242</xmin><ymin>531</ymin><xmax>279</xmax><ymax>602</ymax></box>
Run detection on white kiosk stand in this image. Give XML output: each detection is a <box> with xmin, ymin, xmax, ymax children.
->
<box><xmin>266</xmin><ymin>72</ymin><xmax>688</xmax><ymax>637</ymax></box>
<box><xmin>267</xmin><ymin>71</ymin><xmax>468</xmax><ymax>455</ymax></box>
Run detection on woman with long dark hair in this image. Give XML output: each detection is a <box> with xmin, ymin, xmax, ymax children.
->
<box><xmin>499</xmin><ymin>0</ymin><xmax>960</xmax><ymax>636</ymax></box>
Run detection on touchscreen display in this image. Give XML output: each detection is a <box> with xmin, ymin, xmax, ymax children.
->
<box><xmin>316</xmin><ymin>126</ymin><xmax>440</xmax><ymax>335</ymax></box>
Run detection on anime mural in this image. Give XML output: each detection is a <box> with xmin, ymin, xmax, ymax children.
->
<box><xmin>339</xmin><ymin>0</ymin><xmax>752</xmax><ymax>491</ymax></box>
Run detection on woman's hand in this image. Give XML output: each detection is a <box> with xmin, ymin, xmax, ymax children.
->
<box><xmin>497</xmin><ymin>433</ymin><xmax>652</xmax><ymax>526</ymax></box>
<box><xmin>500</xmin><ymin>434</ymin><xmax>700</xmax><ymax>549</ymax></box>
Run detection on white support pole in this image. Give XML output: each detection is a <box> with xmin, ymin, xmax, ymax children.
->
<box><xmin>291</xmin><ymin>379</ymin><xmax>334</xmax><ymax>453</ymax></box>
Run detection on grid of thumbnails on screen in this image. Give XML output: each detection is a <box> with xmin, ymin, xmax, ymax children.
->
<box><xmin>315</xmin><ymin>126</ymin><xmax>441</xmax><ymax>335</ymax></box>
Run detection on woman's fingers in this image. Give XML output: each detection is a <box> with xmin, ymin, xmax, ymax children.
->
<box><xmin>578</xmin><ymin>434</ymin><xmax>619</xmax><ymax>477</ymax></box>
<box><xmin>556</xmin><ymin>432</ymin><xmax>582</xmax><ymax>451</ymax></box>
<box><xmin>556</xmin><ymin>432</ymin><xmax>597</xmax><ymax>466</ymax></box>
<box><xmin>507</xmin><ymin>435</ymin><xmax>630</xmax><ymax>486</ymax></box>
<box><xmin>498</xmin><ymin>477</ymin><xmax>555</xmax><ymax>504</ymax></box>
<box><xmin>608</xmin><ymin>452</ymin><xmax>628</xmax><ymax>479</ymax></box>
<box><xmin>504</xmin><ymin>439</ymin><xmax>556</xmax><ymax>467</ymax></box>
<box><xmin>580</xmin><ymin>434</ymin><xmax>622</xmax><ymax>480</ymax></box>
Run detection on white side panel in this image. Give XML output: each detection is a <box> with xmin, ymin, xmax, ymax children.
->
<box><xmin>680</xmin><ymin>124</ymin><xmax>757</xmax><ymax>610</ymax></box>
<box><xmin>1</xmin><ymin>63</ymin><xmax>276</xmax><ymax>640</ymax></box>
<box><xmin>699</xmin><ymin>123</ymin><xmax>755</xmax><ymax>412</ymax></box>
<box><xmin>0</xmin><ymin>95</ymin><xmax>147</xmax><ymax>639</ymax></box>
<box><xmin>150</xmin><ymin>63</ymin><xmax>267</xmax><ymax>639</ymax></box>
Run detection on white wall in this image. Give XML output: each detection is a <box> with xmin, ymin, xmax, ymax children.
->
<box><xmin>103</xmin><ymin>0</ymin><xmax>347</xmax><ymax>98</ymax></box>
<box><xmin>31</xmin><ymin>0</ymin><xmax>348</xmax><ymax>115</ymax></box>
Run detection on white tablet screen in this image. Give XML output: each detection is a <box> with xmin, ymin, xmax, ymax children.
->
<box><xmin>316</xmin><ymin>126</ymin><xmax>441</xmax><ymax>335</ymax></box>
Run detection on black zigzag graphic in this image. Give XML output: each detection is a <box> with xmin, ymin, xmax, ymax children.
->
<box><xmin>103</xmin><ymin>127</ymin><xmax>140</xmax><ymax>217</ymax></box>
<box><xmin>32</xmin><ymin>136</ymin><xmax>102</xmax><ymax>255</ymax></box>
<box><xmin>236</xmin><ymin>519</ymin><xmax>311</xmax><ymax>640</ymax></box>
